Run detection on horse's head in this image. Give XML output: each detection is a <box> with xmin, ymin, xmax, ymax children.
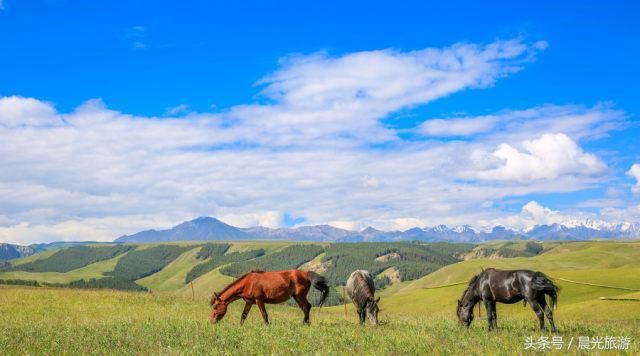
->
<box><xmin>457</xmin><ymin>276</ymin><xmax>479</xmax><ymax>327</ymax></box>
<box><xmin>456</xmin><ymin>298</ymin><xmax>474</xmax><ymax>327</ymax></box>
<box><xmin>209</xmin><ymin>292</ymin><xmax>228</xmax><ymax>324</ymax></box>
<box><xmin>366</xmin><ymin>296</ymin><xmax>380</xmax><ymax>326</ymax></box>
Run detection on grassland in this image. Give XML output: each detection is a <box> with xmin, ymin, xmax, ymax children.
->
<box><xmin>0</xmin><ymin>285</ymin><xmax>637</xmax><ymax>355</ymax></box>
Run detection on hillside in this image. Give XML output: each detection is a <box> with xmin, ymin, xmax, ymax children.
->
<box><xmin>377</xmin><ymin>241</ymin><xmax>640</xmax><ymax>322</ymax></box>
<box><xmin>2</xmin><ymin>240</ymin><xmax>639</xmax><ymax>312</ymax></box>
<box><xmin>0</xmin><ymin>241</ymin><xmax>478</xmax><ymax>304</ymax></box>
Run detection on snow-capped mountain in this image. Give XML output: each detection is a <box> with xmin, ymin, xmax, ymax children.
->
<box><xmin>112</xmin><ymin>217</ymin><xmax>640</xmax><ymax>243</ymax></box>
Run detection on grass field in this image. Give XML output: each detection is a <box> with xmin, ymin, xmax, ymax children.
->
<box><xmin>1</xmin><ymin>240</ymin><xmax>639</xmax><ymax>354</ymax></box>
<box><xmin>0</xmin><ymin>286</ymin><xmax>637</xmax><ymax>355</ymax></box>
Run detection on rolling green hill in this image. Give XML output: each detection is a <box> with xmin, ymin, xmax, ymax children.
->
<box><xmin>2</xmin><ymin>240</ymin><xmax>639</xmax><ymax>315</ymax></box>
<box><xmin>0</xmin><ymin>240</ymin><xmax>479</xmax><ymax>303</ymax></box>
<box><xmin>375</xmin><ymin>241</ymin><xmax>640</xmax><ymax>323</ymax></box>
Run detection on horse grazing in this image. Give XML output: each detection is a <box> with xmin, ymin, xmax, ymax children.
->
<box><xmin>209</xmin><ymin>269</ymin><xmax>329</xmax><ymax>325</ymax></box>
<box><xmin>346</xmin><ymin>270</ymin><xmax>380</xmax><ymax>325</ymax></box>
<box><xmin>456</xmin><ymin>268</ymin><xmax>559</xmax><ymax>331</ymax></box>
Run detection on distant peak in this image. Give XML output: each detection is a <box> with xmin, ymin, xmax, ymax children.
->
<box><xmin>361</xmin><ymin>226</ymin><xmax>380</xmax><ymax>234</ymax></box>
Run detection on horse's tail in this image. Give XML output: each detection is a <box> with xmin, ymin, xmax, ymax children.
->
<box><xmin>532</xmin><ymin>272</ymin><xmax>559</xmax><ymax>309</ymax></box>
<box><xmin>308</xmin><ymin>271</ymin><xmax>329</xmax><ymax>307</ymax></box>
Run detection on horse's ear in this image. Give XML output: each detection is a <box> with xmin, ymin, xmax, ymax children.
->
<box><xmin>375</xmin><ymin>297</ymin><xmax>380</xmax><ymax>304</ymax></box>
<box><xmin>457</xmin><ymin>299</ymin><xmax>461</xmax><ymax>306</ymax></box>
<box><xmin>214</xmin><ymin>292</ymin><xmax>219</xmax><ymax>300</ymax></box>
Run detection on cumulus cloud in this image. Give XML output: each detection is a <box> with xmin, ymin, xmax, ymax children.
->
<box><xmin>219</xmin><ymin>211</ymin><xmax>283</xmax><ymax>229</ymax></box>
<box><xmin>471</xmin><ymin>133</ymin><xmax>607</xmax><ymax>182</ymax></box>
<box><xmin>0</xmin><ymin>38</ymin><xmax>631</xmax><ymax>244</ymax></box>
<box><xmin>225</xmin><ymin>39</ymin><xmax>544</xmax><ymax>147</ymax></box>
<box><xmin>627</xmin><ymin>164</ymin><xmax>640</xmax><ymax>193</ymax></box>
<box><xmin>0</xmin><ymin>96</ymin><xmax>59</xmax><ymax>127</ymax></box>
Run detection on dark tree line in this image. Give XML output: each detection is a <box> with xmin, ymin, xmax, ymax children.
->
<box><xmin>196</xmin><ymin>243</ymin><xmax>231</xmax><ymax>260</ymax></box>
<box><xmin>68</xmin><ymin>277</ymin><xmax>148</xmax><ymax>291</ymax></box>
<box><xmin>11</xmin><ymin>245</ymin><xmax>134</xmax><ymax>273</ymax></box>
<box><xmin>220</xmin><ymin>245</ymin><xmax>324</xmax><ymax>277</ymax></box>
<box><xmin>0</xmin><ymin>261</ymin><xmax>10</xmax><ymax>271</ymax></box>
<box><xmin>185</xmin><ymin>248</ymin><xmax>266</xmax><ymax>283</ymax></box>
<box><xmin>320</xmin><ymin>242</ymin><xmax>474</xmax><ymax>287</ymax></box>
<box><xmin>110</xmin><ymin>245</ymin><xmax>194</xmax><ymax>280</ymax></box>
<box><xmin>0</xmin><ymin>277</ymin><xmax>147</xmax><ymax>292</ymax></box>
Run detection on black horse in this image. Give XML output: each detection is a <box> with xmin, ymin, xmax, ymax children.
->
<box><xmin>456</xmin><ymin>268</ymin><xmax>558</xmax><ymax>331</ymax></box>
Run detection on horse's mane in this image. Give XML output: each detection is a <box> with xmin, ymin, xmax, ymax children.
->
<box><xmin>460</xmin><ymin>272</ymin><xmax>482</xmax><ymax>303</ymax></box>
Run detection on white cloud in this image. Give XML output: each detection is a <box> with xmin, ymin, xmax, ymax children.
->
<box><xmin>0</xmin><ymin>215</ymin><xmax>176</xmax><ymax>245</ymax></box>
<box><xmin>419</xmin><ymin>115</ymin><xmax>500</xmax><ymax>136</ymax></box>
<box><xmin>419</xmin><ymin>104</ymin><xmax>625</xmax><ymax>139</ymax></box>
<box><xmin>219</xmin><ymin>211</ymin><xmax>283</xmax><ymax>229</ymax></box>
<box><xmin>0</xmin><ymin>96</ymin><xmax>59</xmax><ymax>127</ymax></box>
<box><xmin>387</xmin><ymin>218</ymin><xmax>428</xmax><ymax>231</ymax></box>
<box><xmin>0</xmin><ymin>39</ymin><xmax>633</xmax><ymax>244</ymax></box>
<box><xmin>328</xmin><ymin>220</ymin><xmax>358</xmax><ymax>231</ymax></box>
<box><xmin>627</xmin><ymin>164</ymin><xmax>640</xmax><ymax>193</ymax></box>
<box><xmin>471</xmin><ymin>133</ymin><xmax>607</xmax><ymax>182</ymax></box>
<box><xmin>165</xmin><ymin>104</ymin><xmax>190</xmax><ymax>116</ymax></box>
<box><xmin>227</xmin><ymin>39</ymin><xmax>543</xmax><ymax>147</ymax></box>
<box><xmin>488</xmin><ymin>201</ymin><xmax>572</xmax><ymax>231</ymax></box>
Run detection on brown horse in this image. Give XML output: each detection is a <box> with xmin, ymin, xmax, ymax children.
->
<box><xmin>210</xmin><ymin>270</ymin><xmax>329</xmax><ymax>325</ymax></box>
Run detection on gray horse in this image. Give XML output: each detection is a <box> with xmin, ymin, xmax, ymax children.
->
<box><xmin>346</xmin><ymin>270</ymin><xmax>380</xmax><ymax>325</ymax></box>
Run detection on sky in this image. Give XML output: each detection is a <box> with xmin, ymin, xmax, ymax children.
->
<box><xmin>1</xmin><ymin>1</ymin><xmax>639</xmax><ymax>244</ymax></box>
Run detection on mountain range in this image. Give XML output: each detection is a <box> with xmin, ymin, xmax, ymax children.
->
<box><xmin>114</xmin><ymin>216</ymin><xmax>640</xmax><ymax>243</ymax></box>
<box><xmin>0</xmin><ymin>243</ymin><xmax>36</xmax><ymax>260</ymax></box>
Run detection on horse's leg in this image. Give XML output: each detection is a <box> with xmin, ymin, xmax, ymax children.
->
<box><xmin>490</xmin><ymin>301</ymin><xmax>498</xmax><ymax>329</ymax></box>
<box><xmin>302</xmin><ymin>298</ymin><xmax>312</xmax><ymax>325</ymax></box>
<box><xmin>527</xmin><ymin>298</ymin><xmax>546</xmax><ymax>331</ymax></box>
<box><xmin>240</xmin><ymin>301</ymin><xmax>253</xmax><ymax>325</ymax></box>
<box><xmin>483</xmin><ymin>300</ymin><xmax>495</xmax><ymax>331</ymax></box>
<box><xmin>539</xmin><ymin>296</ymin><xmax>557</xmax><ymax>332</ymax></box>
<box><xmin>357</xmin><ymin>307</ymin><xmax>366</xmax><ymax>325</ymax></box>
<box><xmin>293</xmin><ymin>295</ymin><xmax>311</xmax><ymax>325</ymax></box>
<box><xmin>256</xmin><ymin>299</ymin><xmax>269</xmax><ymax>325</ymax></box>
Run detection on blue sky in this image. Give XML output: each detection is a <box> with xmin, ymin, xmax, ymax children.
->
<box><xmin>0</xmin><ymin>1</ymin><xmax>639</xmax><ymax>243</ymax></box>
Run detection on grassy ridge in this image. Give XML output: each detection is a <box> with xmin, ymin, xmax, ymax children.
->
<box><xmin>111</xmin><ymin>245</ymin><xmax>195</xmax><ymax>280</ymax></box>
<box><xmin>11</xmin><ymin>245</ymin><xmax>133</xmax><ymax>273</ymax></box>
<box><xmin>0</xmin><ymin>252</ymin><xmax>129</xmax><ymax>284</ymax></box>
<box><xmin>136</xmin><ymin>246</ymin><xmax>204</xmax><ymax>292</ymax></box>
